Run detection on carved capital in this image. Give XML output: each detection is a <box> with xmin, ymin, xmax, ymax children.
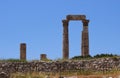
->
<box><xmin>62</xmin><ymin>20</ymin><xmax>69</xmax><ymax>26</ymax></box>
<box><xmin>82</xmin><ymin>20</ymin><xmax>89</xmax><ymax>26</ymax></box>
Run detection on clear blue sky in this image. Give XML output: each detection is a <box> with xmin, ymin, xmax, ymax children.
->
<box><xmin>0</xmin><ymin>0</ymin><xmax>120</xmax><ymax>60</ymax></box>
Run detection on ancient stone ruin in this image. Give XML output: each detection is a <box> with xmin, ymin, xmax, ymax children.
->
<box><xmin>40</xmin><ymin>54</ymin><xmax>47</xmax><ymax>60</ymax></box>
<box><xmin>0</xmin><ymin>57</ymin><xmax>120</xmax><ymax>74</ymax></box>
<box><xmin>0</xmin><ymin>14</ymin><xmax>120</xmax><ymax>78</ymax></box>
<box><xmin>20</xmin><ymin>43</ymin><xmax>26</xmax><ymax>61</ymax></box>
<box><xmin>19</xmin><ymin>15</ymin><xmax>90</xmax><ymax>60</ymax></box>
<box><xmin>62</xmin><ymin>15</ymin><xmax>90</xmax><ymax>59</ymax></box>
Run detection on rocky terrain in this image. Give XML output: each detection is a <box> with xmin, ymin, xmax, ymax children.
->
<box><xmin>0</xmin><ymin>57</ymin><xmax>120</xmax><ymax>74</ymax></box>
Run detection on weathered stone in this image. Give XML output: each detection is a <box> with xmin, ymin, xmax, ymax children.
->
<box><xmin>81</xmin><ymin>20</ymin><xmax>89</xmax><ymax>56</ymax></box>
<box><xmin>40</xmin><ymin>54</ymin><xmax>47</xmax><ymax>60</ymax></box>
<box><xmin>0</xmin><ymin>57</ymin><xmax>120</xmax><ymax>74</ymax></box>
<box><xmin>20</xmin><ymin>43</ymin><xmax>26</xmax><ymax>60</ymax></box>
<box><xmin>62</xmin><ymin>15</ymin><xmax>90</xmax><ymax>59</ymax></box>
<box><xmin>0</xmin><ymin>72</ymin><xmax>9</xmax><ymax>78</ymax></box>
<box><xmin>62</xmin><ymin>20</ymin><xmax>69</xmax><ymax>59</ymax></box>
<box><xmin>66</xmin><ymin>15</ymin><xmax>86</xmax><ymax>20</ymax></box>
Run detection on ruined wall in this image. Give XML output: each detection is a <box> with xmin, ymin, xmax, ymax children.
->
<box><xmin>0</xmin><ymin>57</ymin><xmax>120</xmax><ymax>74</ymax></box>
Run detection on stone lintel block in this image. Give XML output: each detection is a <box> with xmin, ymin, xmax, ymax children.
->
<box><xmin>66</xmin><ymin>15</ymin><xmax>86</xmax><ymax>21</ymax></box>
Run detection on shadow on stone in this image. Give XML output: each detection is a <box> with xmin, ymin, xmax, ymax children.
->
<box><xmin>0</xmin><ymin>72</ymin><xmax>9</xmax><ymax>78</ymax></box>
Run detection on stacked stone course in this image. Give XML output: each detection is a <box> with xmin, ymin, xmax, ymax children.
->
<box><xmin>0</xmin><ymin>57</ymin><xmax>120</xmax><ymax>74</ymax></box>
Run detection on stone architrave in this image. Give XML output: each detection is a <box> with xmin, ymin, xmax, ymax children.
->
<box><xmin>62</xmin><ymin>15</ymin><xmax>90</xmax><ymax>59</ymax></box>
<box><xmin>66</xmin><ymin>15</ymin><xmax>86</xmax><ymax>21</ymax></box>
<box><xmin>20</xmin><ymin>43</ymin><xmax>26</xmax><ymax>60</ymax></box>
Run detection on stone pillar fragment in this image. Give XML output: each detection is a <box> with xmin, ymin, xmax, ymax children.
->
<box><xmin>81</xmin><ymin>20</ymin><xmax>89</xmax><ymax>56</ymax></box>
<box><xmin>20</xmin><ymin>43</ymin><xmax>26</xmax><ymax>60</ymax></box>
<box><xmin>62</xmin><ymin>20</ymin><xmax>69</xmax><ymax>59</ymax></box>
<box><xmin>40</xmin><ymin>54</ymin><xmax>47</xmax><ymax>60</ymax></box>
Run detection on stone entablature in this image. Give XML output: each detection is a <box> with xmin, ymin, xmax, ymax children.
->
<box><xmin>66</xmin><ymin>15</ymin><xmax>86</xmax><ymax>20</ymax></box>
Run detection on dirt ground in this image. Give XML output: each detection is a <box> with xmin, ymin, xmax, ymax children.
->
<box><xmin>64</xmin><ymin>75</ymin><xmax>120</xmax><ymax>78</ymax></box>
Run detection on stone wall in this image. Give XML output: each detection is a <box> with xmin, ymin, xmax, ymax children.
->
<box><xmin>0</xmin><ymin>57</ymin><xmax>120</xmax><ymax>74</ymax></box>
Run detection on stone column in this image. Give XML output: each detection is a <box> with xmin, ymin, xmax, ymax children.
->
<box><xmin>20</xmin><ymin>43</ymin><xmax>26</xmax><ymax>60</ymax></box>
<box><xmin>62</xmin><ymin>20</ymin><xmax>69</xmax><ymax>59</ymax></box>
<box><xmin>40</xmin><ymin>54</ymin><xmax>47</xmax><ymax>60</ymax></box>
<box><xmin>81</xmin><ymin>20</ymin><xmax>89</xmax><ymax>56</ymax></box>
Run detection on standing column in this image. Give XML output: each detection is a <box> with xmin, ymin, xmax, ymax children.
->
<box><xmin>20</xmin><ymin>43</ymin><xmax>26</xmax><ymax>60</ymax></box>
<box><xmin>81</xmin><ymin>20</ymin><xmax>89</xmax><ymax>56</ymax></box>
<box><xmin>62</xmin><ymin>20</ymin><xmax>69</xmax><ymax>59</ymax></box>
<box><xmin>40</xmin><ymin>54</ymin><xmax>47</xmax><ymax>60</ymax></box>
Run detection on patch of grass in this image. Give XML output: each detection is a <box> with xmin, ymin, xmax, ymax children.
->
<box><xmin>94</xmin><ymin>53</ymin><xmax>118</xmax><ymax>58</ymax></box>
<box><xmin>71</xmin><ymin>55</ymin><xmax>92</xmax><ymax>60</ymax></box>
<box><xmin>10</xmin><ymin>70</ymin><xmax>120</xmax><ymax>78</ymax></box>
<box><xmin>40</xmin><ymin>58</ymin><xmax>52</xmax><ymax>62</ymax></box>
<box><xmin>0</xmin><ymin>58</ymin><xmax>27</xmax><ymax>62</ymax></box>
<box><xmin>10</xmin><ymin>72</ymin><xmax>45</xmax><ymax>78</ymax></box>
<box><xmin>71</xmin><ymin>54</ymin><xmax>119</xmax><ymax>60</ymax></box>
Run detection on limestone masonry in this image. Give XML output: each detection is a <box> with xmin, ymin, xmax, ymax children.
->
<box><xmin>62</xmin><ymin>15</ymin><xmax>89</xmax><ymax>59</ymax></box>
<box><xmin>0</xmin><ymin>57</ymin><xmax>120</xmax><ymax>74</ymax></box>
<box><xmin>20</xmin><ymin>43</ymin><xmax>26</xmax><ymax>61</ymax></box>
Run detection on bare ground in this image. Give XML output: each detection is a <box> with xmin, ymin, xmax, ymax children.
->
<box><xmin>65</xmin><ymin>75</ymin><xmax>120</xmax><ymax>78</ymax></box>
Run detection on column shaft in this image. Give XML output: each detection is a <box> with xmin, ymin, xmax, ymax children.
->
<box><xmin>81</xmin><ymin>20</ymin><xmax>89</xmax><ymax>56</ymax></box>
<box><xmin>62</xmin><ymin>20</ymin><xmax>69</xmax><ymax>59</ymax></box>
<box><xmin>20</xmin><ymin>43</ymin><xmax>26</xmax><ymax>60</ymax></box>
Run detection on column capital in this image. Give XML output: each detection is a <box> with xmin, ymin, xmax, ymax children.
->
<box><xmin>82</xmin><ymin>20</ymin><xmax>89</xmax><ymax>26</ymax></box>
<box><xmin>62</xmin><ymin>20</ymin><xmax>69</xmax><ymax>26</ymax></box>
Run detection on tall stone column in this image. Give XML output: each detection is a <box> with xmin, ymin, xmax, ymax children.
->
<box><xmin>81</xmin><ymin>20</ymin><xmax>89</xmax><ymax>56</ymax></box>
<box><xmin>20</xmin><ymin>43</ymin><xmax>26</xmax><ymax>60</ymax></box>
<box><xmin>62</xmin><ymin>20</ymin><xmax>69</xmax><ymax>59</ymax></box>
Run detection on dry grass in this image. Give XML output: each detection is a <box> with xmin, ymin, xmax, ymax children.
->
<box><xmin>10</xmin><ymin>70</ymin><xmax>120</xmax><ymax>78</ymax></box>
